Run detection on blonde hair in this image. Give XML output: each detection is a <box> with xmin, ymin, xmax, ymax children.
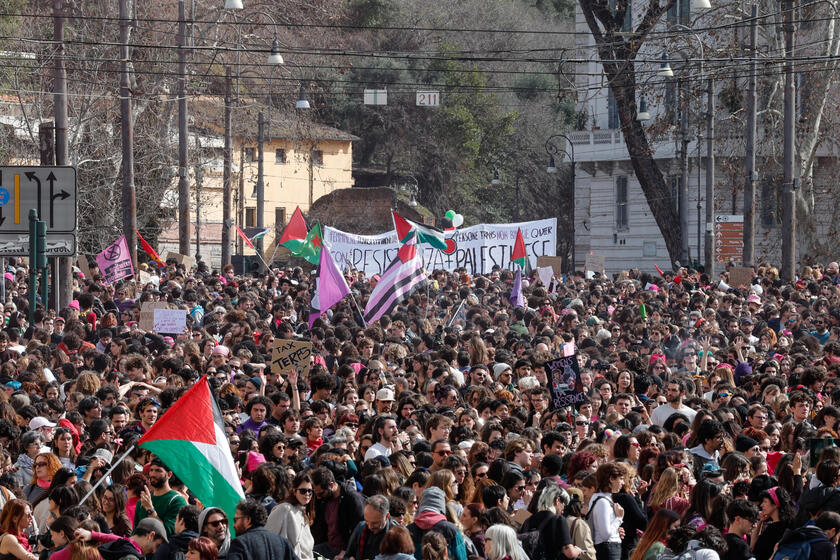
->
<box><xmin>648</xmin><ymin>467</ymin><xmax>681</xmax><ymax>509</ymax></box>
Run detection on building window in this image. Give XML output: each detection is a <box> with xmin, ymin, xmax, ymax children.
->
<box><xmin>275</xmin><ymin>207</ymin><xmax>286</xmax><ymax>232</ymax></box>
<box><xmin>245</xmin><ymin>207</ymin><xmax>256</xmax><ymax>227</ymax></box>
<box><xmin>608</xmin><ymin>90</ymin><xmax>620</xmax><ymax>130</ymax></box>
<box><xmin>312</xmin><ymin>150</ymin><xmax>323</xmax><ymax>166</ymax></box>
<box><xmin>275</xmin><ymin>149</ymin><xmax>286</xmax><ymax>164</ymax></box>
<box><xmin>616</xmin><ymin>176</ymin><xmax>628</xmax><ymax>230</ymax></box>
<box><xmin>244</xmin><ymin>147</ymin><xmax>255</xmax><ymax>162</ymax></box>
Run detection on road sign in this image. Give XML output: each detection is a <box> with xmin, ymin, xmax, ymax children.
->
<box><xmin>0</xmin><ymin>232</ymin><xmax>76</xmax><ymax>256</ymax></box>
<box><xmin>714</xmin><ymin>214</ymin><xmax>743</xmax><ymax>263</ymax></box>
<box><xmin>0</xmin><ymin>167</ymin><xmax>76</xmax><ymax>232</ymax></box>
<box><xmin>416</xmin><ymin>91</ymin><xmax>440</xmax><ymax>107</ymax></box>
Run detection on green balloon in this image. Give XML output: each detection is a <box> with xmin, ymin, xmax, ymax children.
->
<box><xmin>445</xmin><ymin>210</ymin><xmax>456</xmax><ymax>219</ymax></box>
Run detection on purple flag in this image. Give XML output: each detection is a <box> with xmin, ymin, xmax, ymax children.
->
<box><xmin>510</xmin><ymin>267</ymin><xmax>525</xmax><ymax>308</ymax></box>
<box><xmin>96</xmin><ymin>235</ymin><xmax>135</xmax><ymax>284</ymax></box>
<box><xmin>308</xmin><ymin>244</ymin><xmax>350</xmax><ymax>327</ymax></box>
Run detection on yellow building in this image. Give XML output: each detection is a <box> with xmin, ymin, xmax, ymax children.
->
<box><xmin>159</xmin><ymin>99</ymin><xmax>358</xmax><ymax>269</ymax></box>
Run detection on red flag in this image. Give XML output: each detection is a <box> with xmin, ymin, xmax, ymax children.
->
<box><xmin>235</xmin><ymin>225</ymin><xmax>254</xmax><ymax>249</ymax></box>
<box><xmin>136</xmin><ymin>231</ymin><xmax>165</xmax><ymax>267</ymax></box>
<box><xmin>655</xmin><ymin>264</ymin><xmax>665</xmax><ymax>277</ymax></box>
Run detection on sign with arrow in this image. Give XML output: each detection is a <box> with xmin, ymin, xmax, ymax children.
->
<box><xmin>0</xmin><ymin>166</ymin><xmax>76</xmax><ymax>256</ymax></box>
<box><xmin>0</xmin><ymin>167</ymin><xmax>76</xmax><ymax>232</ymax></box>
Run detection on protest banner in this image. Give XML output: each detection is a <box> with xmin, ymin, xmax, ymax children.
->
<box><xmin>271</xmin><ymin>339</ymin><xmax>313</xmax><ymax>377</ymax></box>
<box><xmin>153</xmin><ymin>308</ymin><xmax>187</xmax><ymax>334</ymax></box>
<box><xmin>96</xmin><ymin>236</ymin><xmax>134</xmax><ymax>284</ymax></box>
<box><xmin>545</xmin><ymin>354</ymin><xmax>586</xmax><ymax>410</ymax></box>
<box><xmin>139</xmin><ymin>301</ymin><xmax>176</xmax><ymax>331</ymax></box>
<box><xmin>323</xmin><ymin>218</ymin><xmax>557</xmax><ymax>276</ymax></box>
<box><xmin>728</xmin><ymin>266</ymin><xmax>754</xmax><ymax>288</ymax></box>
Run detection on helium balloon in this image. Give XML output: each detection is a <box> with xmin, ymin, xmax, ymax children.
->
<box><xmin>445</xmin><ymin>210</ymin><xmax>456</xmax><ymax>220</ymax></box>
<box><xmin>452</xmin><ymin>214</ymin><xmax>464</xmax><ymax>227</ymax></box>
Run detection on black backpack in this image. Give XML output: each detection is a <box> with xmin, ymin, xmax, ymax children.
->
<box><xmin>517</xmin><ymin>513</ymin><xmax>555</xmax><ymax>560</ymax></box>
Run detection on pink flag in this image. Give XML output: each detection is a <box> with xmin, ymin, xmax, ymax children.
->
<box><xmin>96</xmin><ymin>235</ymin><xmax>135</xmax><ymax>284</ymax></box>
<box><xmin>308</xmin><ymin>245</ymin><xmax>350</xmax><ymax>327</ymax></box>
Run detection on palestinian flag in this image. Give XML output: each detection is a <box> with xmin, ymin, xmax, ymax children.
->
<box><xmin>139</xmin><ymin>376</ymin><xmax>244</xmax><ymax>525</ymax></box>
<box><xmin>235</xmin><ymin>225</ymin><xmax>254</xmax><ymax>249</ymax></box>
<box><xmin>244</xmin><ymin>227</ymin><xmax>270</xmax><ymax>244</ymax></box>
<box><xmin>297</xmin><ymin>222</ymin><xmax>323</xmax><ymax>265</ymax></box>
<box><xmin>364</xmin><ymin>232</ymin><xmax>428</xmax><ymax>324</ymax></box>
<box><xmin>392</xmin><ymin>210</ymin><xmax>447</xmax><ymax>251</ymax></box>
<box><xmin>278</xmin><ymin>206</ymin><xmax>308</xmax><ymax>253</ymax></box>
<box><xmin>511</xmin><ymin>228</ymin><xmax>527</xmax><ymax>268</ymax></box>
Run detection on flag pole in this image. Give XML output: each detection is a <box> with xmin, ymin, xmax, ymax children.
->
<box><xmin>78</xmin><ymin>445</ymin><xmax>136</xmax><ymax>505</ymax></box>
<box><xmin>349</xmin><ymin>292</ymin><xmax>367</xmax><ymax>327</ymax></box>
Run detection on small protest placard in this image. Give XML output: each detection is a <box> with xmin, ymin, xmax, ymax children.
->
<box><xmin>166</xmin><ymin>251</ymin><xmax>197</xmax><ymax>270</ymax></box>
<box><xmin>271</xmin><ymin>339</ymin><xmax>313</xmax><ymax>377</ymax></box>
<box><xmin>585</xmin><ymin>253</ymin><xmax>605</xmax><ymax>273</ymax></box>
<box><xmin>139</xmin><ymin>301</ymin><xmax>175</xmax><ymax>331</ymax></box>
<box><xmin>153</xmin><ymin>308</ymin><xmax>187</xmax><ymax>334</ymax></box>
<box><xmin>138</xmin><ymin>270</ymin><xmax>153</xmax><ymax>285</ymax></box>
<box><xmin>545</xmin><ymin>354</ymin><xmax>586</xmax><ymax>410</ymax></box>
<box><xmin>96</xmin><ymin>236</ymin><xmax>135</xmax><ymax>284</ymax></box>
<box><xmin>728</xmin><ymin>266</ymin><xmax>754</xmax><ymax>289</ymax></box>
<box><xmin>536</xmin><ymin>256</ymin><xmax>563</xmax><ymax>276</ymax></box>
<box><xmin>536</xmin><ymin>266</ymin><xmax>554</xmax><ymax>289</ymax></box>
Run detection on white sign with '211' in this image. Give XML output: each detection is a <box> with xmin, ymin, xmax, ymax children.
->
<box><xmin>416</xmin><ymin>91</ymin><xmax>440</xmax><ymax>106</ymax></box>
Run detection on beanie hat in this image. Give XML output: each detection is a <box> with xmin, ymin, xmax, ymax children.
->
<box><xmin>735</xmin><ymin>434</ymin><xmax>759</xmax><ymax>454</ymax></box>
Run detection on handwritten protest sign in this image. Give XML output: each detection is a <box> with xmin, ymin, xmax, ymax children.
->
<box><xmin>139</xmin><ymin>301</ymin><xmax>176</xmax><ymax>331</ymax></box>
<box><xmin>728</xmin><ymin>266</ymin><xmax>754</xmax><ymax>289</ymax></box>
<box><xmin>96</xmin><ymin>236</ymin><xmax>134</xmax><ymax>284</ymax></box>
<box><xmin>153</xmin><ymin>308</ymin><xmax>187</xmax><ymax>334</ymax></box>
<box><xmin>138</xmin><ymin>270</ymin><xmax>153</xmax><ymax>285</ymax></box>
<box><xmin>536</xmin><ymin>256</ymin><xmax>563</xmax><ymax>276</ymax></box>
<box><xmin>166</xmin><ymin>252</ymin><xmax>197</xmax><ymax>270</ymax></box>
<box><xmin>545</xmin><ymin>354</ymin><xmax>586</xmax><ymax>410</ymax></box>
<box><xmin>584</xmin><ymin>253</ymin><xmax>605</xmax><ymax>273</ymax></box>
<box><xmin>271</xmin><ymin>339</ymin><xmax>313</xmax><ymax>377</ymax></box>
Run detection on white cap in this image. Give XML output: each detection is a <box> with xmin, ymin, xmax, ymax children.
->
<box><xmin>29</xmin><ymin>416</ymin><xmax>56</xmax><ymax>431</ymax></box>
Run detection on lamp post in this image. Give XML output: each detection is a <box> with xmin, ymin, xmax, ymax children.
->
<box><xmin>545</xmin><ymin>134</ymin><xmax>575</xmax><ymax>273</ymax></box>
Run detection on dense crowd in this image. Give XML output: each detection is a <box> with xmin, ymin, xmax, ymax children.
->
<box><xmin>0</xmin><ymin>257</ymin><xmax>839</xmax><ymax>560</ymax></box>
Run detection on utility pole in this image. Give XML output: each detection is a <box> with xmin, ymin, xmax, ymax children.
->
<box><xmin>222</xmin><ymin>68</ymin><xmax>232</xmax><ymax>267</ymax></box>
<box><xmin>704</xmin><ymin>78</ymin><xmax>715</xmax><ymax>277</ymax></box>
<box><xmin>781</xmin><ymin>0</ymin><xmax>796</xmax><ymax>281</ymax></box>
<box><xmin>120</xmin><ymin>0</ymin><xmax>136</xmax><ymax>269</ymax></box>
<box><xmin>743</xmin><ymin>4</ymin><xmax>757</xmax><ymax>266</ymax></box>
<box><xmin>256</xmin><ymin>112</ymin><xmax>265</xmax><ymax>270</ymax></box>
<box><xmin>177</xmin><ymin>0</ymin><xmax>190</xmax><ymax>255</ymax></box>
<box><xmin>679</xmin><ymin>78</ymin><xmax>690</xmax><ymax>264</ymax></box>
<box><xmin>53</xmin><ymin>0</ymin><xmax>71</xmax><ymax>310</ymax></box>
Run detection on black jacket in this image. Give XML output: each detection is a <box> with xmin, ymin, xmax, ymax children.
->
<box><xmin>227</xmin><ymin>526</ymin><xmax>300</xmax><ymax>560</ymax></box>
<box><xmin>776</xmin><ymin>525</ymin><xmax>836</xmax><ymax>560</ymax></box>
<box><xmin>153</xmin><ymin>530</ymin><xmax>199</xmax><ymax>560</ymax></box>
<box><xmin>312</xmin><ymin>483</ymin><xmax>366</xmax><ymax>550</ymax></box>
<box><xmin>794</xmin><ymin>485</ymin><xmax>840</xmax><ymax>527</ymax></box>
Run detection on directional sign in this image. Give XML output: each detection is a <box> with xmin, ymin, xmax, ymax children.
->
<box><xmin>0</xmin><ymin>167</ymin><xmax>76</xmax><ymax>232</ymax></box>
<box><xmin>0</xmin><ymin>232</ymin><xmax>76</xmax><ymax>257</ymax></box>
<box><xmin>714</xmin><ymin>214</ymin><xmax>743</xmax><ymax>263</ymax></box>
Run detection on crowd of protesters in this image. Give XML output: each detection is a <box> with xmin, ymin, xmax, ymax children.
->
<box><xmin>0</xmin><ymin>256</ymin><xmax>838</xmax><ymax>560</ymax></box>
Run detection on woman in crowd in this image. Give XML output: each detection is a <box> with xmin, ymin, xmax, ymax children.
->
<box><xmin>0</xmin><ymin>500</ymin><xmax>38</xmax><ymax>560</ymax></box>
<box><xmin>628</xmin><ymin>509</ymin><xmax>680</xmax><ymax>560</ymax></box>
<box><xmin>265</xmin><ymin>472</ymin><xmax>315</xmax><ymax>560</ymax></box>
<box><xmin>751</xmin><ymin>486</ymin><xmax>795</xmax><ymax>560</ymax></box>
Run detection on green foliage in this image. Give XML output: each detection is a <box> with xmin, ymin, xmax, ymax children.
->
<box><xmin>347</xmin><ymin>0</ymin><xmax>393</xmax><ymax>27</ymax></box>
<box><xmin>514</xmin><ymin>73</ymin><xmax>556</xmax><ymax>101</ymax></box>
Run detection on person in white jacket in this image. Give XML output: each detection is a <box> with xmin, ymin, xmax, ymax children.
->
<box><xmin>266</xmin><ymin>472</ymin><xmax>315</xmax><ymax>560</ymax></box>
<box><xmin>587</xmin><ymin>463</ymin><xmax>625</xmax><ymax>560</ymax></box>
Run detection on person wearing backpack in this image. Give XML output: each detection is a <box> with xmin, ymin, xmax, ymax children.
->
<box><xmin>407</xmin><ymin>487</ymin><xmax>467</xmax><ymax>560</ymax></box>
<box><xmin>587</xmin><ymin>464</ymin><xmax>625</xmax><ymax>560</ymax></box>
<box><xmin>518</xmin><ymin>483</ymin><xmax>581</xmax><ymax>560</ymax></box>
<box><xmin>771</xmin><ymin>511</ymin><xmax>840</xmax><ymax>560</ymax></box>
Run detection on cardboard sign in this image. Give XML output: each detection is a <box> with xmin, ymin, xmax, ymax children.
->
<box><xmin>139</xmin><ymin>301</ymin><xmax>176</xmax><ymax>331</ymax></box>
<box><xmin>536</xmin><ymin>256</ymin><xmax>564</xmax><ymax>276</ymax></box>
<box><xmin>728</xmin><ymin>266</ymin><xmax>754</xmax><ymax>289</ymax></box>
<box><xmin>166</xmin><ymin>251</ymin><xmax>197</xmax><ymax>270</ymax></box>
<box><xmin>585</xmin><ymin>253</ymin><xmax>605</xmax><ymax>273</ymax></box>
<box><xmin>153</xmin><ymin>308</ymin><xmax>187</xmax><ymax>334</ymax></box>
<box><xmin>545</xmin><ymin>354</ymin><xmax>586</xmax><ymax>410</ymax></box>
<box><xmin>271</xmin><ymin>339</ymin><xmax>313</xmax><ymax>377</ymax></box>
<box><xmin>138</xmin><ymin>270</ymin><xmax>153</xmax><ymax>285</ymax></box>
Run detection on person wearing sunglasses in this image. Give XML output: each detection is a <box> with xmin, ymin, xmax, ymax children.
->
<box><xmin>430</xmin><ymin>441</ymin><xmax>453</xmax><ymax>472</ymax></box>
<box><xmin>199</xmin><ymin>507</ymin><xmax>231</xmax><ymax>559</ymax></box>
<box><xmin>266</xmin><ymin>472</ymin><xmax>316</xmax><ymax>560</ymax></box>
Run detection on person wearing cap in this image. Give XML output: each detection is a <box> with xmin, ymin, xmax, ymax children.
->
<box><xmin>29</xmin><ymin>416</ymin><xmax>56</xmax><ymax>443</ymax></box>
<box><xmin>364</xmin><ymin>417</ymin><xmax>403</xmax><ymax>462</ymax></box>
<box><xmin>135</xmin><ymin>458</ymin><xmax>188</xmax><ymax>537</ymax></box>
<box><xmin>406</xmin><ymin>487</ymin><xmax>467</xmax><ymax>560</ymax></box>
<box><xmin>493</xmin><ymin>363</ymin><xmax>515</xmax><ymax>392</ymax></box>
<box><xmin>74</xmin><ymin>517</ymin><xmax>169</xmax><ymax>559</ymax></box>
<box><xmin>374</xmin><ymin>388</ymin><xmax>395</xmax><ymax>415</ymax></box>
<box><xmin>228</xmin><ymin>499</ymin><xmax>298</xmax><ymax>560</ymax></box>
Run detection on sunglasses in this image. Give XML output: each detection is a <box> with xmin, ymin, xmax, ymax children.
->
<box><xmin>575</xmin><ymin>420</ymin><xmax>589</xmax><ymax>426</ymax></box>
<box><xmin>435</xmin><ymin>450</ymin><xmax>452</xmax><ymax>457</ymax></box>
<box><xmin>34</xmin><ymin>462</ymin><xmax>48</xmax><ymax>468</ymax></box>
<box><xmin>345</xmin><ymin>423</ymin><xmax>359</xmax><ymax>428</ymax></box>
<box><xmin>475</xmin><ymin>472</ymin><xmax>488</xmax><ymax>479</ymax></box>
<box><xmin>296</xmin><ymin>488</ymin><xmax>314</xmax><ymax>495</ymax></box>
<box><xmin>207</xmin><ymin>520</ymin><xmax>227</xmax><ymax>528</ymax></box>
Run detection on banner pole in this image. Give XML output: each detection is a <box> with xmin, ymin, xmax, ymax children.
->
<box><xmin>79</xmin><ymin>445</ymin><xmax>136</xmax><ymax>505</ymax></box>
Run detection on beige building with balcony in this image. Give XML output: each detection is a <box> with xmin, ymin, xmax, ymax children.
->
<box><xmin>158</xmin><ymin>99</ymin><xmax>358</xmax><ymax>269</ymax></box>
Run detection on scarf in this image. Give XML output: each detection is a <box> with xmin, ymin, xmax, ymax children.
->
<box><xmin>16</xmin><ymin>531</ymin><xmax>30</xmax><ymax>552</ymax></box>
<box><xmin>36</xmin><ymin>478</ymin><xmax>51</xmax><ymax>489</ymax></box>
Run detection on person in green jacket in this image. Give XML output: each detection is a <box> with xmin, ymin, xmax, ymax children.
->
<box><xmin>629</xmin><ymin>509</ymin><xmax>680</xmax><ymax>560</ymax></box>
<box><xmin>133</xmin><ymin>458</ymin><xmax>188</xmax><ymax>538</ymax></box>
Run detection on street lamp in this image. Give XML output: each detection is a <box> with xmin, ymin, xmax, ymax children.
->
<box><xmin>545</xmin><ymin>134</ymin><xmax>575</xmax><ymax>273</ymax></box>
<box><xmin>296</xmin><ymin>83</ymin><xmax>311</xmax><ymax>109</ymax></box>
<box><xmin>658</xmin><ymin>53</ymin><xmax>674</xmax><ymax>77</ymax></box>
<box><xmin>637</xmin><ymin>97</ymin><xmax>651</xmax><ymax>121</ymax></box>
<box><xmin>491</xmin><ymin>168</ymin><xmax>501</xmax><ymax>186</ymax></box>
<box><xmin>224</xmin><ymin>0</ymin><xmax>243</xmax><ymax>9</ymax></box>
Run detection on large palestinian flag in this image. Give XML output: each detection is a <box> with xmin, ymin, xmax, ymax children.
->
<box><xmin>392</xmin><ymin>210</ymin><xmax>447</xmax><ymax>251</ymax></box>
<box><xmin>139</xmin><ymin>377</ymin><xmax>244</xmax><ymax>523</ymax></box>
